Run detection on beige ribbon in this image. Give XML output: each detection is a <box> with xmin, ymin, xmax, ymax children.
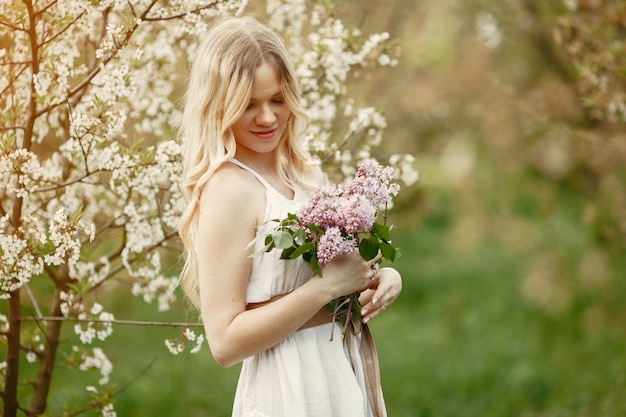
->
<box><xmin>345</xmin><ymin>319</ymin><xmax>385</xmax><ymax>417</ymax></box>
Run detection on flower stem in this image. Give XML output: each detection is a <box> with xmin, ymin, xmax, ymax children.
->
<box><xmin>341</xmin><ymin>295</ymin><xmax>354</xmax><ymax>339</ymax></box>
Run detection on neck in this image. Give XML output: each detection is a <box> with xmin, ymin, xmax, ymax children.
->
<box><xmin>234</xmin><ymin>151</ymin><xmax>279</xmax><ymax>176</ymax></box>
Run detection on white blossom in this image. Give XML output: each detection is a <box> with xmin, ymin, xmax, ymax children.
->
<box><xmin>102</xmin><ymin>403</ymin><xmax>117</xmax><ymax>417</ymax></box>
<box><xmin>390</xmin><ymin>154</ymin><xmax>419</xmax><ymax>186</ymax></box>
<box><xmin>79</xmin><ymin>347</ymin><xmax>113</xmax><ymax>385</ymax></box>
<box><xmin>73</xmin><ymin>304</ymin><xmax>115</xmax><ymax>344</ymax></box>
<box><xmin>131</xmin><ymin>274</ymin><xmax>178</xmax><ymax>311</ymax></box>
<box><xmin>0</xmin><ymin>215</ymin><xmax>44</xmax><ymax>297</ymax></box>
<box><xmin>191</xmin><ymin>333</ymin><xmax>205</xmax><ymax>354</ymax></box>
<box><xmin>0</xmin><ymin>314</ymin><xmax>8</xmax><ymax>333</ymax></box>
<box><xmin>165</xmin><ymin>328</ymin><xmax>205</xmax><ymax>355</ymax></box>
<box><xmin>60</xmin><ymin>291</ymin><xmax>85</xmax><ymax>318</ymax></box>
<box><xmin>69</xmin><ymin>258</ymin><xmax>111</xmax><ymax>287</ymax></box>
<box><xmin>43</xmin><ymin>208</ymin><xmax>95</xmax><ymax>267</ymax></box>
<box><xmin>96</xmin><ymin>312</ymin><xmax>115</xmax><ymax>341</ymax></box>
<box><xmin>165</xmin><ymin>338</ymin><xmax>185</xmax><ymax>355</ymax></box>
<box><xmin>475</xmin><ymin>11</ymin><xmax>502</xmax><ymax>49</ymax></box>
<box><xmin>75</xmin><ymin>321</ymin><xmax>96</xmax><ymax>345</ymax></box>
<box><xmin>0</xmin><ymin>148</ymin><xmax>44</xmax><ymax>198</ymax></box>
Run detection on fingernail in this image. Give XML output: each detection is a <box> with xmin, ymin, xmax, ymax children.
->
<box><xmin>361</xmin><ymin>309</ymin><xmax>368</xmax><ymax>316</ymax></box>
<box><xmin>363</xmin><ymin>317</ymin><xmax>370</xmax><ymax>324</ymax></box>
<box><xmin>372</xmin><ymin>298</ymin><xmax>378</xmax><ymax>305</ymax></box>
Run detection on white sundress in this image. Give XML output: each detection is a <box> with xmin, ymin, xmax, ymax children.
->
<box><xmin>228</xmin><ymin>159</ymin><xmax>386</xmax><ymax>417</ymax></box>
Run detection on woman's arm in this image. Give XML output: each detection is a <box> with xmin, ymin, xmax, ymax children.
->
<box><xmin>195</xmin><ymin>164</ymin><xmax>379</xmax><ymax>367</ymax></box>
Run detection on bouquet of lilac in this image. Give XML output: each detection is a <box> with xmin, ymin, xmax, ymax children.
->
<box><xmin>262</xmin><ymin>159</ymin><xmax>400</xmax><ymax>334</ymax></box>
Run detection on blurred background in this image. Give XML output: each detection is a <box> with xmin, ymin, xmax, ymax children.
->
<box><xmin>47</xmin><ymin>0</ymin><xmax>626</xmax><ymax>415</ymax></box>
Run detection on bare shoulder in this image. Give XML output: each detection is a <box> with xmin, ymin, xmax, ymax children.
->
<box><xmin>198</xmin><ymin>162</ymin><xmax>265</xmax><ymax>220</ymax></box>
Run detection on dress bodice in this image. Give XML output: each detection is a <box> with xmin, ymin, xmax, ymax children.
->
<box><xmin>228</xmin><ymin>159</ymin><xmax>313</xmax><ymax>304</ymax></box>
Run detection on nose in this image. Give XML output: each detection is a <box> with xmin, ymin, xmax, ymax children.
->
<box><xmin>254</xmin><ymin>103</ymin><xmax>277</xmax><ymax>127</ymax></box>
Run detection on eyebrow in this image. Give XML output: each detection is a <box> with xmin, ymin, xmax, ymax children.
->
<box><xmin>250</xmin><ymin>92</ymin><xmax>283</xmax><ymax>99</ymax></box>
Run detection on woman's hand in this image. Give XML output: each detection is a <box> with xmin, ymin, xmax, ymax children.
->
<box><xmin>359</xmin><ymin>267</ymin><xmax>402</xmax><ymax>324</ymax></box>
<box><xmin>319</xmin><ymin>249</ymin><xmax>383</xmax><ymax>301</ymax></box>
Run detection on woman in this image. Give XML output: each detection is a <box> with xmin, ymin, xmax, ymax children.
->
<box><xmin>178</xmin><ymin>16</ymin><xmax>402</xmax><ymax>417</ymax></box>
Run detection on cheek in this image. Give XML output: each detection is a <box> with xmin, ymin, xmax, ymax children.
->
<box><xmin>230</xmin><ymin>124</ymin><xmax>242</xmax><ymax>142</ymax></box>
<box><xmin>232</xmin><ymin>114</ymin><xmax>251</xmax><ymax>135</ymax></box>
<box><xmin>278</xmin><ymin>108</ymin><xmax>292</xmax><ymax>124</ymax></box>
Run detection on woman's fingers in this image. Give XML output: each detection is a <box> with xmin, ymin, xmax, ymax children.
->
<box><xmin>323</xmin><ymin>250</ymin><xmax>384</xmax><ymax>297</ymax></box>
<box><xmin>360</xmin><ymin>267</ymin><xmax>402</xmax><ymax>323</ymax></box>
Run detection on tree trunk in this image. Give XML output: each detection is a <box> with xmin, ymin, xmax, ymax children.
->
<box><xmin>3</xmin><ymin>290</ymin><xmax>22</xmax><ymax>417</ymax></box>
<box><xmin>27</xmin><ymin>283</ymin><xmax>66</xmax><ymax>417</ymax></box>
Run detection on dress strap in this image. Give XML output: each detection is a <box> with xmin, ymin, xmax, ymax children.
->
<box><xmin>229</xmin><ymin>159</ymin><xmax>273</xmax><ymax>191</ymax></box>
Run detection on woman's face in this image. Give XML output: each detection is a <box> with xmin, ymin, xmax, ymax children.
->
<box><xmin>231</xmin><ymin>61</ymin><xmax>291</xmax><ymax>159</ymax></box>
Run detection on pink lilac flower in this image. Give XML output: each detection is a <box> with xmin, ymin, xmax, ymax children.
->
<box><xmin>337</xmin><ymin>194</ymin><xmax>376</xmax><ymax>234</ymax></box>
<box><xmin>317</xmin><ymin>227</ymin><xmax>356</xmax><ymax>265</ymax></box>
<box><xmin>297</xmin><ymin>184</ymin><xmax>345</xmax><ymax>231</ymax></box>
<box><xmin>346</xmin><ymin>159</ymin><xmax>399</xmax><ymax>206</ymax></box>
<box><xmin>297</xmin><ymin>188</ymin><xmax>376</xmax><ymax>236</ymax></box>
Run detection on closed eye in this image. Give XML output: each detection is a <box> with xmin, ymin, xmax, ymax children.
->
<box><xmin>244</xmin><ymin>96</ymin><xmax>284</xmax><ymax>110</ymax></box>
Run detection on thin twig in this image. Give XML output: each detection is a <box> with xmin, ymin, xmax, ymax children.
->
<box><xmin>321</xmin><ymin>128</ymin><xmax>358</xmax><ymax>165</ymax></box>
<box><xmin>23</xmin><ymin>284</ymin><xmax>44</xmax><ymax>319</ymax></box>
<box><xmin>141</xmin><ymin>1</ymin><xmax>218</xmax><ymax>22</ymax></box>
<box><xmin>21</xmin><ymin>316</ymin><xmax>203</xmax><ymax>328</ymax></box>
<box><xmin>71</xmin><ymin>356</ymin><xmax>159</xmax><ymax>416</ymax></box>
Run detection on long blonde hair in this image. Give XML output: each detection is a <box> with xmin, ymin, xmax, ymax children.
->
<box><xmin>178</xmin><ymin>16</ymin><xmax>314</xmax><ymax>309</ymax></box>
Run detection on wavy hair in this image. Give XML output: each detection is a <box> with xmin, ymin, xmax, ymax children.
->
<box><xmin>178</xmin><ymin>16</ymin><xmax>314</xmax><ymax>308</ymax></box>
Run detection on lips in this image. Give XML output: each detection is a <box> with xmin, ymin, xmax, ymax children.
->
<box><xmin>251</xmin><ymin>128</ymin><xmax>277</xmax><ymax>139</ymax></box>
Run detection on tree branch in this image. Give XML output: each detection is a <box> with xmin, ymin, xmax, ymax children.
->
<box><xmin>89</xmin><ymin>229</ymin><xmax>179</xmax><ymax>293</ymax></box>
<box><xmin>40</xmin><ymin>10</ymin><xmax>85</xmax><ymax>47</ymax></box>
<box><xmin>22</xmin><ymin>316</ymin><xmax>202</xmax><ymax>328</ymax></box>
<box><xmin>28</xmin><ymin>283</ymin><xmax>67</xmax><ymax>416</ymax></box>
<box><xmin>140</xmin><ymin>1</ymin><xmax>218</xmax><ymax>22</ymax></box>
<box><xmin>0</xmin><ymin>19</ymin><xmax>26</xmax><ymax>32</ymax></box>
<box><xmin>3</xmin><ymin>290</ymin><xmax>21</xmax><ymax>417</ymax></box>
<box><xmin>34</xmin><ymin>0</ymin><xmax>58</xmax><ymax>17</ymax></box>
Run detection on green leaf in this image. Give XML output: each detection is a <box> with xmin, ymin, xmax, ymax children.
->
<box><xmin>310</xmin><ymin>252</ymin><xmax>321</xmax><ymax>276</ymax></box>
<box><xmin>309</xmin><ymin>223</ymin><xmax>323</xmax><ymax>235</ymax></box>
<box><xmin>372</xmin><ymin>222</ymin><xmax>392</xmax><ymax>241</ymax></box>
<box><xmin>294</xmin><ymin>228</ymin><xmax>308</xmax><ymax>245</ymax></box>
<box><xmin>359</xmin><ymin>237</ymin><xmax>380</xmax><ymax>261</ymax></box>
<box><xmin>280</xmin><ymin>246</ymin><xmax>296</xmax><ymax>259</ymax></box>
<box><xmin>271</xmin><ymin>230</ymin><xmax>294</xmax><ymax>249</ymax></box>
<box><xmin>290</xmin><ymin>241</ymin><xmax>315</xmax><ymax>259</ymax></box>
<box><xmin>380</xmin><ymin>240</ymin><xmax>397</xmax><ymax>262</ymax></box>
<box><xmin>264</xmin><ymin>240</ymin><xmax>275</xmax><ymax>253</ymax></box>
<box><xmin>71</xmin><ymin>205</ymin><xmax>86</xmax><ymax>224</ymax></box>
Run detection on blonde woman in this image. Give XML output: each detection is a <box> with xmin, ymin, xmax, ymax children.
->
<box><xmin>178</xmin><ymin>16</ymin><xmax>402</xmax><ymax>417</ymax></box>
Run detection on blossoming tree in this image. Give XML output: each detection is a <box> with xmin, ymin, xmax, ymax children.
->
<box><xmin>0</xmin><ymin>0</ymin><xmax>417</xmax><ymax>415</ymax></box>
